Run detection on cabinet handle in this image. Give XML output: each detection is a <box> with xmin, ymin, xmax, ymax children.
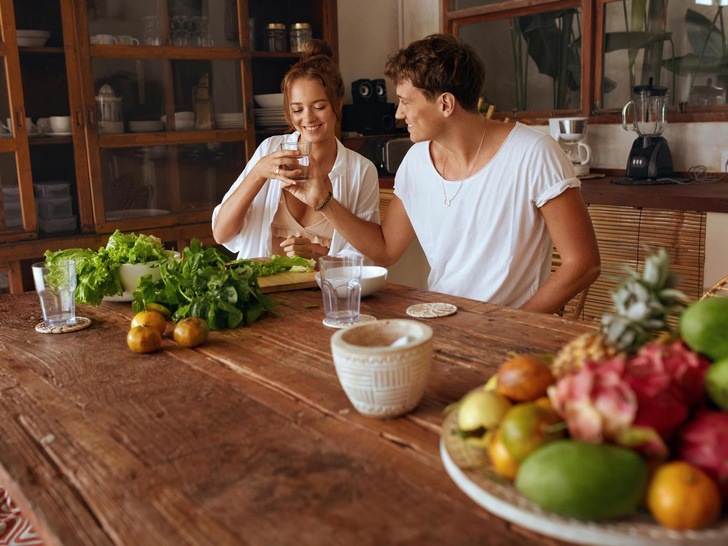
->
<box><xmin>86</xmin><ymin>106</ymin><xmax>96</xmax><ymax>128</ymax></box>
<box><xmin>13</xmin><ymin>110</ymin><xmax>23</xmax><ymax>129</ymax></box>
<box><xmin>74</xmin><ymin>109</ymin><xmax>83</xmax><ymax>127</ymax></box>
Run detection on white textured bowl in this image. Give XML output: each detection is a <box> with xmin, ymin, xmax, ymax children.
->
<box><xmin>315</xmin><ymin>265</ymin><xmax>387</xmax><ymax>297</ymax></box>
<box><xmin>254</xmin><ymin>93</ymin><xmax>284</xmax><ymax>108</ymax></box>
<box><xmin>17</xmin><ymin>30</ymin><xmax>50</xmax><ymax>47</ymax></box>
<box><xmin>331</xmin><ymin>319</ymin><xmax>433</xmax><ymax>418</ymax></box>
<box><xmin>105</xmin><ymin>250</ymin><xmax>179</xmax><ymax>302</ymax></box>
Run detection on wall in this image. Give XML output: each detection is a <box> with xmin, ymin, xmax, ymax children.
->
<box><xmin>337</xmin><ymin>0</ymin><xmax>727</xmax><ymax>291</ymax></box>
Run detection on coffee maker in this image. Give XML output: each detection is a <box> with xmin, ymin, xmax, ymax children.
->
<box><xmin>621</xmin><ymin>78</ymin><xmax>673</xmax><ymax>179</ymax></box>
<box><xmin>548</xmin><ymin>117</ymin><xmax>592</xmax><ymax>176</ymax></box>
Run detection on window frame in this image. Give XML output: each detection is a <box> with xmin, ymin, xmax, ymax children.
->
<box><xmin>443</xmin><ymin>0</ymin><xmax>728</xmax><ymax>124</ymax></box>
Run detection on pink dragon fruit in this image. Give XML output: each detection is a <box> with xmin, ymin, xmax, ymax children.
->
<box><xmin>549</xmin><ymin>341</ymin><xmax>710</xmax><ymax>457</ymax></box>
<box><xmin>678</xmin><ymin>411</ymin><xmax>728</xmax><ymax>496</ymax></box>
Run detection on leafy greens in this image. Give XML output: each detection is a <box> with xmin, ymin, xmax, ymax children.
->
<box><xmin>132</xmin><ymin>240</ymin><xmax>283</xmax><ymax>330</ymax></box>
<box><xmin>44</xmin><ymin>230</ymin><xmax>169</xmax><ymax>306</ymax></box>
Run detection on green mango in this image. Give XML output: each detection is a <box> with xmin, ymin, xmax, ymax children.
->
<box><xmin>515</xmin><ymin>440</ymin><xmax>648</xmax><ymax>521</ymax></box>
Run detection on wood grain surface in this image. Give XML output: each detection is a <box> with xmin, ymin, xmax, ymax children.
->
<box><xmin>258</xmin><ymin>270</ymin><xmax>318</xmax><ymax>293</ymax></box>
<box><xmin>0</xmin><ymin>285</ymin><xmax>597</xmax><ymax>546</ymax></box>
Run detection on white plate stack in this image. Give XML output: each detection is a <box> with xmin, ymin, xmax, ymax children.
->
<box><xmin>129</xmin><ymin>120</ymin><xmax>164</xmax><ymax>133</ymax></box>
<box><xmin>254</xmin><ymin>108</ymin><xmax>287</xmax><ymax>130</ymax></box>
<box><xmin>214</xmin><ymin>113</ymin><xmax>245</xmax><ymax>129</ymax></box>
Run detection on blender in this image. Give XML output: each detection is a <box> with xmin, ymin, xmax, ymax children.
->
<box><xmin>621</xmin><ymin>78</ymin><xmax>673</xmax><ymax>179</ymax></box>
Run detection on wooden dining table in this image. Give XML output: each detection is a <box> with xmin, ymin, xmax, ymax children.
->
<box><xmin>0</xmin><ymin>284</ymin><xmax>597</xmax><ymax>546</ymax></box>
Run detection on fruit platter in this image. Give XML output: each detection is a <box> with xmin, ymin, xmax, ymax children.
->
<box><xmin>441</xmin><ymin>250</ymin><xmax>728</xmax><ymax>545</ymax></box>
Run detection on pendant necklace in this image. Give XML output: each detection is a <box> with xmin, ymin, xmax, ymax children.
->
<box><xmin>440</xmin><ymin>119</ymin><xmax>487</xmax><ymax>207</ymax></box>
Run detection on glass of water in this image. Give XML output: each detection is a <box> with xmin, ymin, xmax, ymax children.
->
<box><xmin>319</xmin><ymin>255</ymin><xmax>362</xmax><ymax>325</ymax></box>
<box><xmin>32</xmin><ymin>260</ymin><xmax>77</xmax><ymax>327</ymax></box>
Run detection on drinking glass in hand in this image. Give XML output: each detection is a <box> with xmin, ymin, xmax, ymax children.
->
<box><xmin>319</xmin><ymin>255</ymin><xmax>362</xmax><ymax>325</ymax></box>
<box><xmin>281</xmin><ymin>141</ymin><xmax>311</xmax><ymax>181</ymax></box>
<box><xmin>32</xmin><ymin>260</ymin><xmax>77</xmax><ymax>327</ymax></box>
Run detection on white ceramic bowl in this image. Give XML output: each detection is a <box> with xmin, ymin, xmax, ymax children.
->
<box><xmin>330</xmin><ymin>319</ymin><xmax>433</xmax><ymax>418</ymax></box>
<box><xmin>105</xmin><ymin>250</ymin><xmax>179</xmax><ymax>302</ymax></box>
<box><xmin>254</xmin><ymin>93</ymin><xmax>284</xmax><ymax>108</ymax></box>
<box><xmin>315</xmin><ymin>265</ymin><xmax>387</xmax><ymax>297</ymax></box>
<box><xmin>17</xmin><ymin>30</ymin><xmax>50</xmax><ymax>47</ymax></box>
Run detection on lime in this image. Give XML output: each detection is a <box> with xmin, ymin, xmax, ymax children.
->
<box><xmin>515</xmin><ymin>440</ymin><xmax>648</xmax><ymax>521</ymax></box>
<box><xmin>679</xmin><ymin>298</ymin><xmax>728</xmax><ymax>361</ymax></box>
<box><xmin>706</xmin><ymin>357</ymin><xmax>728</xmax><ymax>410</ymax></box>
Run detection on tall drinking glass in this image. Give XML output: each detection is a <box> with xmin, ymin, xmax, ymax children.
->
<box><xmin>32</xmin><ymin>260</ymin><xmax>77</xmax><ymax>327</ymax></box>
<box><xmin>319</xmin><ymin>255</ymin><xmax>362</xmax><ymax>325</ymax></box>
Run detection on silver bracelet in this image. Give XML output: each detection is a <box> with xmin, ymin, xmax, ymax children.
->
<box><xmin>314</xmin><ymin>191</ymin><xmax>333</xmax><ymax>212</ymax></box>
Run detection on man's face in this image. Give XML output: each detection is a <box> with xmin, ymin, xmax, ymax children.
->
<box><xmin>394</xmin><ymin>80</ymin><xmax>440</xmax><ymax>143</ymax></box>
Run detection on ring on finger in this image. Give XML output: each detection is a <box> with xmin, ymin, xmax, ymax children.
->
<box><xmin>275</xmin><ymin>166</ymin><xmax>281</xmax><ymax>176</ymax></box>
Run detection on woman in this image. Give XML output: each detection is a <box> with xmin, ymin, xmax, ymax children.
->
<box><xmin>212</xmin><ymin>40</ymin><xmax>380</xmax><ymax>260</ymax></box>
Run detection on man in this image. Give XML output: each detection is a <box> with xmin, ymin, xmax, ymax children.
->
<box><xmin>283</xmin><ymin>34</ymin><xmax>600</xmax><ymax>314</ymax></box>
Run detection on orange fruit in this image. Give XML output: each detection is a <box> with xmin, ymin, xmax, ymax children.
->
<box><xmin>173</xmin><ymin>317</ymin><xmax>209</xmax><ymax>348</ymax></box>
<box><xmin>127</xmin><ymin>325</ymin><xmax>162</xmax><ymax>354</ymax></box>
<box><xmin>487</xmin><ymin>428</ymin><xmax>520</xmax><ymax>480</ymax></box>
<box><xmin>646</xmin><ymin>461</ymin><xmax>722</xmax><ymax>530</ymax></box>
<box><xmin>131</xmin><ymin>310</ymin><xmax>168</xmax><ymax>336</ymax></box>
<box><xmin>496</xmin><ymin>355</ymin><xmax>555</xmax><ymax>402</ymax></box>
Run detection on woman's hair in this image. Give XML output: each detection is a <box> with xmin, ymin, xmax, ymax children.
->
<box><xmin>384</xmin><ymin>34</ymin><xmax>485</xmax><ymax>112</ymax></box>
<box><xmin>281</xmin><ymin>40</ymin><xmax>344</xmax><ymax>127</ymax></box>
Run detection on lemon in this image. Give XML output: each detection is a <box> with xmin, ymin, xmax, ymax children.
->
<box><xmin>515</xmin><ymin>440</ymin><xmax>648</xmax><ymax>521</ymax></box>
<box><xmin>457</xmin><ymin>390</ymin><xmax>512</xmax><ymax>432</ymax></box>
<box><xmin>679</xmin><ymin>298</ymin><xmax>728</xmax><ymax>361</ymax></box>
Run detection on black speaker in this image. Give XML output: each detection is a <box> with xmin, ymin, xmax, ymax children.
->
<box><xmin>372</xmin><ymin>79</ymin><xmax>387</xmax><ymax>102</ymax></box>
<box><xmin>352</xmin><ymin>79</ymin><xmax>375</xmax><ymax>104</ymax></box>
<box><xmin>342</xmin><ymin>103</ymin><xmax>397</xmax><ymax>135</ymax></box>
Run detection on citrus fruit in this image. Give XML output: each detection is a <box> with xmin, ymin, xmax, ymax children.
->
<box><xmin>515</xmin><ymin>440</ymin><xmax>648</xmax><ymax>521</ymax></box>
<box><xmin>499</xmin><ymin>402</ymin><xmax>564</xmax><ymax>462</ymax></box>
<box><xmin>496</xmin><ymin>355</ymin><xmax>554</xmax><ymax>402</ymax></box>
<box><xmin>487</xmin><ymin>428</ymin><xmax>520</xmax><ymax>480</ymax></box>
<box><xmin>706</xmin><ymin>357</ymin><xmax>728</xmax><ymax>410</ymax></box>
<box><xmin>145</xmin><ymin>302</ymin><xmax>172</xmax><ymax>319</ymax></box>
<box><xmin>127</xmin><ymin>325</ymin><xmax>162</xmax><ymax>354</ymax></box>
<box><xmin>131</xmin><ymin>310</ymin><xmax>167</xmax><ymax>336</ymax></box>
<box><xmin>457</xmin><ymin>389</ymin><xmax>512</xmax><ymax>432</ymax></box>
<box><xmin>679</xmin><ymin>298</ymin><xmax>728</xmax><ymax>361</ymax></box>
<box><xmin>173</xmin><ymin>317</ymin><xmax>209</xmax><ymax>348</ymax></box>
<box><xmin>646</xmin><ymin>461</ymin><xmax>722</xmax><ymax>530</ymax></box>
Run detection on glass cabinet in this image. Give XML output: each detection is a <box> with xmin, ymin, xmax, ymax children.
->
<box><xmin>0</xmin><ymin>0</ymin><xmax>338</xmax><ymax>293</ymax></box>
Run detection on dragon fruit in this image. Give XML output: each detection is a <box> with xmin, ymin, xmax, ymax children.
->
<box><xmin>549</xmin><ymin>341</ymin><xmax>710</xmax><ymax>457</ymax></box>
<box><xmin>678</xmin><ymin>411</ymin><xmax>728</xmax><ymax>496</ymax></box>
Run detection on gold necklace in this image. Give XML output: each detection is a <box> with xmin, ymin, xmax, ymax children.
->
<box><xmin>440</xmin><ymin>119</ymin><xmax>487</xmax><ymax>207</ymax></box>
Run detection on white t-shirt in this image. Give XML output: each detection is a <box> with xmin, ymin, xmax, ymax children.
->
<box><xmin>212</xmin><ymin>132</ymin><xmax>381</xmax><ymax>259</ymax></box>
<box><xmin>394</xmin><ymin>123</ymin><xmax>580</xmax><ymax>307</ymax></box>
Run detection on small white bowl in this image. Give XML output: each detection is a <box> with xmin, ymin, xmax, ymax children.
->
<box><xmin>331</xmin><ymin>319</ymin><xmax>434</xmax><ymax>418</ymax></box>
<box><xmin>315</xmin><ymin>265</ymin><xmax>387</xmax><ymax>297</ymax></box>
<box><xmin>105</xmin><ymin>250</ymin><xmax>179</xmax><ymax>302</ymax></box>
<box><xmin>254</xmin><ymin>93</ymin><xmax>284</xmax><ymax>109</ymax></box>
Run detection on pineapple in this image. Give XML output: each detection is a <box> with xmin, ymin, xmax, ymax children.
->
<box><xmin>551</xmin><ymin>249</ymin><xmax>687</xmax><ymax>378</ymax></box>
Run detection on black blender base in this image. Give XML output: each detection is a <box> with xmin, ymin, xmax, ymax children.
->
<box><xmin>610</xmin><ymin>176</ymin><xmax>687</xmax><ymax>186</ymax></box>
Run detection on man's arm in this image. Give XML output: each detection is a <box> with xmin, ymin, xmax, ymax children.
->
<box><xmin>521</xmin><ymin>187</ymin><xmax>601</xmax><ymax>314</ymax></box>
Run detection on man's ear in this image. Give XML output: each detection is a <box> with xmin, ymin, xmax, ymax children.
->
<box><xmin>439</xmin><ymin>92</ymin><xmax>457</xmax><ymax>117</ymax></box>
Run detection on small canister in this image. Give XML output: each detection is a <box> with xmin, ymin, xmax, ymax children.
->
<box><xmin>266</xmin><ymin>23</ymin><xmax>286</xmax><ymax>52</ymax></box>
<box><xmin>290</xmin><ymin>22</ymin><xmax>312</xmax><ymax>52</ymax></box>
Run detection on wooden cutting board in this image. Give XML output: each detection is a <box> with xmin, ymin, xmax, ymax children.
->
<box><xmin>258</xmin><ymin>271</ymin><xmax>318</xmax><ymax>293</ymax></box>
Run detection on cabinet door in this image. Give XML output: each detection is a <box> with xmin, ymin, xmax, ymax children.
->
<box><xmin>74</xmin><ymin>0</ymin><xmax>256</xmax><ymax>232</ymax></box>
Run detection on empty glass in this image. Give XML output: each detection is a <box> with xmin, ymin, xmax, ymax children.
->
<box><xmin>142</xmin><ymin>15</ymin><xmax>161</xmax><ymax>45</ymax></box>
<box><xmin>32</xmin><ymin>260</ymin><xmax>77</xmax><ymax>327</ymax></box>
<box><xmin>319</xmin><ymin>255</ymin><xmax>362</xmax><ymax>325</ymax></box>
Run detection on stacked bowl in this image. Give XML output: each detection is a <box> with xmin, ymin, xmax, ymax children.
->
<box><xmin>254</xmin><ymin>93</ymin><xmax>286</xmax><ymax>130</ymax></box>
<box><xmin>214</xmin><ymin>113</ymin><xmax>245</xmax><ymax>129</ymax></box>
<box><xmin>161</xmin><ymin>111</ymin><xmax>195</xmax><ymax>131</ymax></box>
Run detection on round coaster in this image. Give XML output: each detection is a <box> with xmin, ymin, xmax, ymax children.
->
<box><xmin>322</xmin><ymin>314</ymin><xmax>377</xmax><ymax>329</ymax></box>
<box><xmin>406</xmin><ymin>302</ymin><xmax>458</xmax><ymax>319</ymax></box>
<box><xmin>35</xmin><ymin>316</ymin><xmax>92</xmax><ymax>335</ymax></box>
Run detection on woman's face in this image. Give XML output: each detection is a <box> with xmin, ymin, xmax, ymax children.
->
<box><xmin>287</xmin><ymin>77</ymin><xmax>339</xmax><ymax>145</ymax></box>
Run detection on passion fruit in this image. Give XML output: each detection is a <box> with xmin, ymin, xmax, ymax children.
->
<box><xmin>496</xmin><ymin>355</ymin><xmax>555</xmax><ymax>402</ymax></box>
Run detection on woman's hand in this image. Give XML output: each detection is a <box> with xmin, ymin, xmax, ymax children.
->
<box><xmin>252</xmin><ymin>148</ymin><xmax>304</xmax><ymax>183</ymax></box>
<box><xmin>279</xmin><ymin>236</ymin><xmax>316</xmax><ymax>259</ymax></box>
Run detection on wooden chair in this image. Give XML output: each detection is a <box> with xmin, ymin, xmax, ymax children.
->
<box><xmin>700</xmin><ymin>274</ymin><xmax>728</xmax><ymax>300</ymax></box>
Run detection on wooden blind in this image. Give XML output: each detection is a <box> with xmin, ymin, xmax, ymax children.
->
<box><xmin>554</xmin><ymin>205</ymin><xmax>706</xmax><ymax>322</ymax></box>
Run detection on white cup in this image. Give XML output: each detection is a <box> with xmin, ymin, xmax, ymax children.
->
<box><xmin>32</xmin><ymin>260</ymin><xmax>77</xmax><ymax>328</ymax></box>
<box><xmin>116</xmin><ymin>35</ymin><xmax>139</xmax><ymax>45</ymax></box>
<box><xmin>50</xmin><ymin>116</ymin><xmax>72</xmax><ymax>133</ymax></box>
<box><xmin>6</xmin><ymin>117</ymin><xmax>38</xmax><ymax>135</ymax></box>
<box><xmin>280</xmin><ymin>140</ymin><xmax>312</xmax><ymax>181</ymax></box>
<box><xmin>90</xmin><ymin>34</ymin><xmax>117</xmax><ymax>45</ymax></box>
<box><xmin>36</xmin><ymin>117</ymin><xmax>52</xmax><ymax>134</ymax></box>
<box><xmin>319</xmin><ymin>255</ymin><xmax>363</xmax><ymax>325</ymax></box>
